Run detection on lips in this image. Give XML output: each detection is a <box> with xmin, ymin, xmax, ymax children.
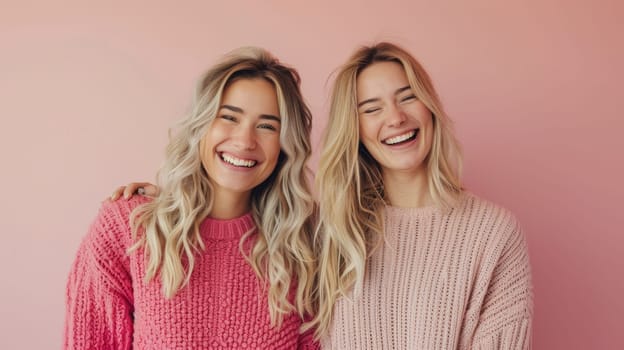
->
<box><xmin>219</xmin><ymin>152</ymin><xmax>257</xmax><ymax>168</ymax></box>
<box><xmin>382</xmin><ymin>129</ymin><xmax>418</xmax><ymax>145</ymax></box>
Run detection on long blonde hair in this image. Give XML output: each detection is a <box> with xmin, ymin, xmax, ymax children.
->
<box><xmin>312</xmin><ymin>42</ymin><xmax>463</xmax><ymax>335</ymax></box>
<box><xmin>130</xmin><ymin>47</ymin><xmax>316</xmax><ymax>326</ymax></box>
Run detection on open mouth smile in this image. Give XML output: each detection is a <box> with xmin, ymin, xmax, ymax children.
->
<box><xmin>219</xmin><ymin>152</ymin><xmax>257</xmax><ymax>168</ymax></box>
<box><xmin>382</xmin><ymin>129</ymin><xmax>418</xmax><ymax>145</ymax></box>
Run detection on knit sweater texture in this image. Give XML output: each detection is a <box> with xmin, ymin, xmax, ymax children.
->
<box><xmin>64</xmin><ymin>197</ymin><xmax>317</xmax><ymax>349</ymax></box>
<box><xmin>321</xmin><ymin>193</ymin><xmax>533</xmax><ymax>349</ymax></box>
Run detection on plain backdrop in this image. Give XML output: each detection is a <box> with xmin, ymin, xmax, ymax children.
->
<box><xmin>1</xmin><ymin>0</ymin><xmax>622</xmax><ymax>348</ymax></box>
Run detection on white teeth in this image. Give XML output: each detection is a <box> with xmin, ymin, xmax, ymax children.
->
<box><xmin>221</xmin><ymin>153</ymin><xmax>256</xmax><ymax>168</ymax></box>
<box><xmin>384</xmin><ymin>130</ymin><xmax>416</xmax><ymax>145</ymax></box>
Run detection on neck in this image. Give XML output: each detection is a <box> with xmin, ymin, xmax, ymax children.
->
<box><xmin>382</xmin><ymin>167</ymin><xmax>433</xmax><ymax>208</ymax></box>
<box><xmin>209</xmin><ymin>188</ymin><xmax>252</xmax><ymax>220</ymax></box>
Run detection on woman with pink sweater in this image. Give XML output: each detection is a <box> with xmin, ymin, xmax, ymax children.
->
<box><xmin>65</xmin><ymin>47</ymin><xmax>318</xmax><ymax>349</ymax></box>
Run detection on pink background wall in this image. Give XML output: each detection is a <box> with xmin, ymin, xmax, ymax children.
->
<box><xmin>1</xmin><ymin>0</ymin><xmax>622</xmax><ymax>348</ymax></box>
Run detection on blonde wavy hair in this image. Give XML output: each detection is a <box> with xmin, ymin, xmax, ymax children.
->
<box><xmin>129</xmin><ymin>47</ymin><xmax>316</xmax><ymax>327</ymax></box>
<box><xmin>311</xmin><ymin>42</ymin><xmax>463</xmax><ymax>335</ymax></box>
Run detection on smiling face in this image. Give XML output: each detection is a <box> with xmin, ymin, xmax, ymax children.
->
<box><xmin>356</xmin><ymin>61</ymin><xmax>434</xmax><ymax>179</ymax></box>
<box><xmin>200</xmin><ymin>77</ymin><xmax>281</xmax><ymax>203</ymax></box>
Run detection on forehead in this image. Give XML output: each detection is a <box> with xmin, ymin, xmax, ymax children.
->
<box><xmin>221</xmin><ymin>78</ymin><xmax>279</xmax><ymax>113</ymax></box>
<box><xmin>356</xmin><ymin>61</ymin><xmax>409</xmax><ymax>99</ymax></box>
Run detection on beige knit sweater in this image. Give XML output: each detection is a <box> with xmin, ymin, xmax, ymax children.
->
<box><xmin>322</xmin><ymin>193</ymin><xmax>533</xmax><ymax>349</ymax></box>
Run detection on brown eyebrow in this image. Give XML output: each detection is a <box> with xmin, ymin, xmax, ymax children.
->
<box><xmin>220</xmin><ymin>104</ymin><xmax>281</xmax><ymax>123</ymax></box>
<box><xmin>259</xmin><ymin>114</ymin><xmax>281</xmax><ymax>123</ymax></box>
<box><xmin>357</xmin><ymin>85</ymin><xmax>413</xmax><ymax>108</ymax></box>
<box><xmin>221</xmin><ymin>104</ymin><xmax>243</xmax><ymax>113</ymax></box>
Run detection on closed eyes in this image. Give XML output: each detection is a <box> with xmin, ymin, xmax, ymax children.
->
<box><xmin>400</xmin><ymin>94</ymin><xmax>417</xmax><ymax>103</ymax></box>
<box><xmin>363</xmin><ymin>107</ymin><xmax>381</xmax><ymax>114</ymax></box>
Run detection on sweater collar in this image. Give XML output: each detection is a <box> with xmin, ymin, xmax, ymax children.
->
<box><xmin>384</xmin><ymin>204</ymin><xmax>441</xmax><ymax>218</ymax></box>
<box><xmin>199</xmin><ymin>212</ymin><xmax>256</xmax><ymax>240</ymax></box>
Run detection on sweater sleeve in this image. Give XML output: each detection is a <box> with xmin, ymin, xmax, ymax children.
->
<box><xmin>297</xmin><ymin>326</ymin><xmax>320</xmax><ymax>350</ymax></box>
<box><xmin>469</xmin><ymin>221</ymin><xmax>533</xmax><ymax>349</ymax></box>
<box><xmin>64</xmin><ymin>201</ymin><xmax>135</xmax><ymax>350</ymax></box>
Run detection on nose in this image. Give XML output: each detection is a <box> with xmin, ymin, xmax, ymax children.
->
<box><xmin>231</xmin><ymin>125</ymin><xmax>257</xmax><ymax>150</ymax></box>
<box><xmin>386</xmin><ymin>103</ymin><xmax>407</xmax><ymax>127</ymax></box>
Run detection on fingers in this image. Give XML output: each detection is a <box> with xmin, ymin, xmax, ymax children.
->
<box><xmin>123</xmin><ymin>183</ymin><xmax>139</xmax><ymax>199</ymax></box>
<box><xmin>142</xmin><ymin>184</ymin><xmax>160</xmax><ymax>197</ymax></box>
<box><xmin>110</xmin><ymin>186</ymin><xmax>126</xmax><ymax>201</ymax></box>
<box><xmin>109</xmin><ymin>182</ymin><xmax>156</xmax><ymax>201</ymax></box>
<box><xmin>122</xmin><ymin>182</ymin><xmax>153</xmax><ymax>199</ymax></box>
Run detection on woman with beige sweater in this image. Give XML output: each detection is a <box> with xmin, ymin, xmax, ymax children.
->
<box><xmin>311</xmin><ymin>42</ymin><xmax>532</xmax><ymax>349</ymax></box>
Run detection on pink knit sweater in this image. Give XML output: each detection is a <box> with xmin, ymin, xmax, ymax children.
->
<box><xmin>322</xmin><ymin>193</ymin><xmax>533</xmax><ymax>349</ymax></box>
<box><xmin>64</xmin><ymin>197</ymin><xmax>317</xmax><ymax>349</ymax></box>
